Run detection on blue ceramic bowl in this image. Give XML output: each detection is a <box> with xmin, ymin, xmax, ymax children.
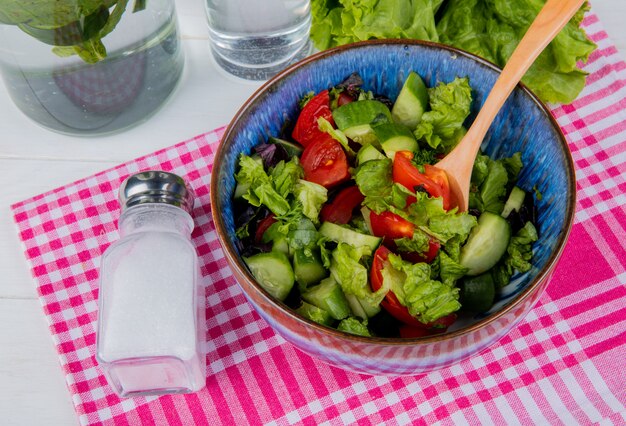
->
<box><xmin>210</xmin><ymin>40</ymin><xmax>575</xmax><ymax>375</ymax></box>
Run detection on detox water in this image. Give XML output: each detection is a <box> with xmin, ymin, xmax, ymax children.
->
<box><xmin>0</xmin><ymin>1</ymin><xmax>184</xmax><ymax>136</ymax></box>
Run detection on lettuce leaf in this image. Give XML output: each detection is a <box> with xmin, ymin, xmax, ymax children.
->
<box><xmin>437</xmin><ymin>0</ymin><xmax>596</xmax><ymax>103</ymax></box>
<box><xmin>330</xmin><ymin>243</ymin><xmax>387</xmax><ymax>306</ymax></box>
<box><xmin>294</xmin><ymin>179</ymin><xmax>328</xmax><ymax>223</ymax></box>
<box><xmin>385</xmin><ymin>254</ymin><xmax>461</xmax><ymax>323</ymax></box>
<box><xmin>311</xmin><ymin>0</ymin><xmax>443</xmax><ymax>51</ymax></box>
<box><xmin>413</xmin><ymin>77</ymin><xmax>473</xmax><ymax>152</ymax></box>
<box><xmin>469</xmin><ymin>152</ymin><xmax>524</xmax><ymax>214</ymax></box>
<box><xmin>492</xmin><ymin>221</ymin><xmax>539</xmax><ymax>288</ymax></box>
<box><xmin>337</xmin><ymin>316</ymin><xmax>371</xmax><ymax>336</ymax></box>
<box><xmin>235</xmin><ymin>155</ymin><xmax>305</xmax><ymax>217</ymax></box>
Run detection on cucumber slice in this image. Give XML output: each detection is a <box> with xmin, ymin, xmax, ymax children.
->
<box><xmin>356</xmin><ymin>144</ymin><xmax>385</xmax><ymax>165</ymax></box>
<box><xmin>360</xmin><ymin>206</ymin><xmax>373</xmax><ymax>235</ymax></box>
<box><xmin>459</xmin><ymin>272</ymin><xmax>496</xmax><ymax>313</ymax></box>
<box><xmin>374</xmin><ymin>122</ymin><xmax>418</xmax><ymax>160</ymax></box>
<box><xmin>332</xmin><ymin>100</ymin><xmax>392</xmax><ymax>145</ymax></box>
<box><xmin>460</xmin><ymin>212</ymin><xmax>511</xmax><ymax>276</ymax></box>
<box><xmin>345</xmin><ymin>293</ymin><xmax>381</xmax><ymax>319</ymax></box>
<box><xmin>296</xmin><ymin>302</ymin><xmax>334</xmax><ymax>326</ymax></box>
<box><xmin>293</xmin><ymin>248</ymin><xmax>328</xmax><ymax>290</ymax></box>
<box><xmin>268</xmin><ymin>136</ymin><xmax>303</xmax><ymax>157</ymax></box>
<box><xmin>244</xmin><ymin>251</ymin><xmax>295</xmax><ymax>301</ymax></box>
<box><xmin>391</xmin><ymin>71</ymin><xmax>429</xmax><ymax>130</ymax></box>
<box><xmin>319</xmin><ymin>221</ymin><xmax>381</xmax><ymax>254</ymax></box>
<box><xmin>501</xmin><ymin>186</ymin><xmax>526</xmax><ymax>219</ymax></box>
<box><xmin>261</xmin><ymin>222</ymin><xmax>290</xmax><ymax>255</ymax></box>
<box><xmin>302</xmin><ymin>277</ymin><xmax>351</xmax><ymax>320</ymax></box>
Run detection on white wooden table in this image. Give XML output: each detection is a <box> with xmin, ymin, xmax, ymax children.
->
<box><xmin>1</xmin><ymin>1</ymin><xmax>624</xmax><ymax>424</ymax></box>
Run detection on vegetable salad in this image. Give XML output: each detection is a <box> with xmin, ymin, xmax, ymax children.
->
<box><xmin>233</xmin><ymin>72</ymin><xmax>538</xmax><ymax>338</ymax></box>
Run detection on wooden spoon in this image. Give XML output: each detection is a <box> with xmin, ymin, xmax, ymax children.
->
<box><xmin>435</xmin><ymin>0</ymin><xmax>586</xmax><ymax>212</ymax></box>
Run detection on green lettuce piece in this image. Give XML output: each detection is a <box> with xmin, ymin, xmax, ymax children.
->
<box><xmin>294</xmin><ymin>179</ymin><xmax>328</xmax><ymax>223</ymax></box>
<box><xmin>438</xmin><ymin>251</ymin><xmax>468</xmax><ymax>286</ymax></box>
<box><xmin>354</xmin><ymin>158</ymin><xmax>394</xmax><ymax>213</ymax></box>
<box><xmin>236</xmin><ymin>155</ymin><xmax>289</xmax><ymax>215</ymax></box>
<box><xmin>492</xmin><ymin>221</ymin><xmax>539</xmax><ymax>288</ymax></box>
<box><xmin>330</xmin><ymin>243</ymin><xmax>387</xmax><ymax>306</ymax></box>
<box><xmin>471</xmin><ymin>153</ymin><xmax>490</xmax><ymax>188</ymax></box>
<box><xmin>437</xmin><ymin>0</ymin><xmax>596</xmax><ymax>103</ymax></box>
<box><xmin>271</xmin><ymin>159</ymin><xmax>304</xmax><ymax>198</ymax></box>
<box><xmin>394</xmin><ymin>229</ymin><xmax>431</xmax><ymax>255</ymax></box>
<box><xmin>385</xmin><ymin>254</ymin><xmax>461</xmax><ymax>323</ymax></box>
<box><xmin>413</xmin><ymin>77</ymin><xmax>473</xmax><ymax>152</ymax></box>
<box><xmin>427</xmin><ymin>210</ymin><xmax>477</xmax><ymax>244</ymax></box>
<box><xmin>469</xmin><ymin>152</ymin><xmax>524</xmax><ymax>214</ymax></box>
<box><xmin>403</xmin><ymin>191</ymin><xmax>477</xmax><ymax>243</ymax></box>
<box><xmin>479</xmin><ymin>159</ymin><xmax>508</xmax><ymax>214</ymax></box>
<box><xmin>310</xmin><ymin>0</ymin><xmax>444</xmax><ymax>51</ymax></box>
<box><xmin>337</xmin><ymin>316</ymin><xmax>371</xmax><ymax>336</ymax></box>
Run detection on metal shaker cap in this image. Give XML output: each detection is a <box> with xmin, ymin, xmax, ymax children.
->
<box><xmin>119</xmin><ymin>171</ymin><xmax>194</xmax><ymax>214</ymax></box>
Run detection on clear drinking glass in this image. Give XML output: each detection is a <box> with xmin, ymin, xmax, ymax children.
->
<box><xmin>0</xmin><ymin>0</ymin><xmax>184</xmax><ymax>136</ymax></box>
<box><xmin>205</xmin><ymin>0</ymin><xmax>312</xmax><ymax>80</ymax></box>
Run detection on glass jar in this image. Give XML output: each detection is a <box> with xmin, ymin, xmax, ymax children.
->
<box><xmin>96</xmin><ymin>171</ymin><xmax>205</xmax><ymax>397</ymax></box>
<box><xmin>0</xmin><ymin>0</ymin><xmax>184</xmax><ymax>136</ymax></box>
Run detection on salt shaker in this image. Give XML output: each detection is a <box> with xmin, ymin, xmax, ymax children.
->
<box><xmin>96</xmin><ymin>171</ymin><xmax>206</xmax><ymax>397</ymax></box>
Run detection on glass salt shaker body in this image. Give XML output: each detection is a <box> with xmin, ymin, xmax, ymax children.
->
<box><xmin>96</xmin><ymin>171</ymin><xmax>205</xmax><ymax>397</ymax></box>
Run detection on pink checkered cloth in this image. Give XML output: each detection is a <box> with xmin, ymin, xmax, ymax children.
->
<box><xmin>11</xmin><ymin>14</ymin><xmax>626</xmax><ymax>426</ymax></box>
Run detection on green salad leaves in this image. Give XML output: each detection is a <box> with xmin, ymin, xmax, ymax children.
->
<box><xmin>310</xmin><ymin>0</ymin><xmax>597</xmax><ymax>103</ymax></box>
<box><xmin>0</xmin><ymin>0</ymin><xmax>146</xmax><ymax>63</ymax></box>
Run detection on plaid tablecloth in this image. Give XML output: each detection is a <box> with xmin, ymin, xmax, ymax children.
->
<box><xmin>11</xmin><ymin>13</ymin><xmax>626</xmax><ymax>426</ymax></box>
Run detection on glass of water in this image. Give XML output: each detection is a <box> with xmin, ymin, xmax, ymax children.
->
<box><xmin>205</xmin><ymin>0</ymin><xmax>312</xmax><ymax>80</ymax></box>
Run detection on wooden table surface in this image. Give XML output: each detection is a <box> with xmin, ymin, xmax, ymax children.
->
<box><xmin>1</xmin><ymin>1</ymin><xmax>624</xmax><ymax>424</ymax></box>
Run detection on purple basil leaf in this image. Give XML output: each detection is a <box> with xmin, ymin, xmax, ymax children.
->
<box><xmin>337</xmin><ymin>72</ymin><xmax>364</xmax><ymax>99</ymax></box>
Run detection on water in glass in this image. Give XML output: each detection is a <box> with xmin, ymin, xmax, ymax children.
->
<box><xmin>205</xmin><ymin>0</ymin><xmax>312</xmax><ymax>80</ymax></box>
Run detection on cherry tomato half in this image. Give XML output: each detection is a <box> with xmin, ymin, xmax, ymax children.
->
<box><xmin>292</xmin><ymin>90</ymin><xmax>335</xmax><ymax>147</ymax></box>
<box><xmin>423</xmin><ymin>164</ymin><xmax>451</xmax><ymax>211</ymax></box>
<box><xmin>370</xmin><ymin>245</ymin><xmax>456</xmax><ymax>330</ymax></box>
<box><xmin>320</xmin><ymin>186</ymin><xmax>364</xmax><ymax>224</ymax></box>
<box><xmin>301</xmin><ymin>134</ymin><xmax>350</xmax><ymax>188</ymax></box>
<box><xmin>370</xmin><ymin>210</ymin><xmax>414</xmax><ymax>240</ymax></box>
<box><xmin>392</xmin><ymin>151</ymin><xmax>451</xmax><ymax>211</ymax></box>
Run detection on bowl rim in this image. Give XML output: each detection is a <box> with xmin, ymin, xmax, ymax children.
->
<box><xmin>210</xmin><ymin>39</ymin><xmax>577</xmax><ymax>345</ymax></box>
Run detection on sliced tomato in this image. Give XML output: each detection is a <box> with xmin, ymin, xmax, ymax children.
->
<box><xmin>370</xmin><ymin>211</ymin><xmax>414</xmax><ymax>240</ymax></box>
<box><xmin>292</xmin><ymin>90</ymin><xmax>334</xmax><ymax>147</ymax></box>
<box><xmin>254</xmin><ymin>215</ymin><xmax>276</xmax><ymax>243</ymax></box>
<box><xmin>371</xmin><ymin>245</ymin><xmax>456</xmax><ymax>331</ymax></box>
<box><xmin>320</xmin><ymin>186</ymin><xmax>364</xmax><ymax>224</ymax></box>
<box><xmin>423</xmin><ymin>164</ymin><xmax>451</xmax><ymax>211</ymax></box>
<box><xmin>301</xmin><ymin>134</ymin><xmax>350</xmax><ymax>188</ymax></box>
<box><xmin>392</xmin><ymin>151</ymin><xmax>451</xmax><ymax>210</ymax></box>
